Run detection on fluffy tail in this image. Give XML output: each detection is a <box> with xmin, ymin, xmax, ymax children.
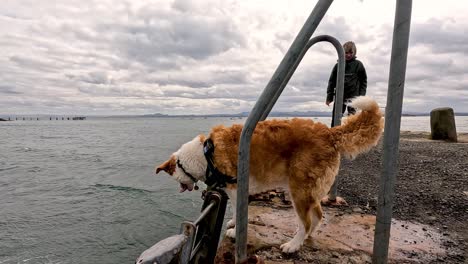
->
<box><xmin>331</xmin><ymin>96</ymin><xmax>384</xmax><ymax>159</ymax></box>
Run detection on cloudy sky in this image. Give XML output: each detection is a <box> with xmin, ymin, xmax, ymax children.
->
<box><xmin>1</xmin><ymin>0</ymin><xmax>467</xmax><ymax>115</ymax></box>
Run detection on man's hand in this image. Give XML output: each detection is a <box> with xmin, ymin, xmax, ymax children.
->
<box><xmin>326</xmin><ymin>100</ymin><xmax>332</xmax><ymax>106</ymax></box>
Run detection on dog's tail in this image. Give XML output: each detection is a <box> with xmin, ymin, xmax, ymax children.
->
<box><xmin>331</xmin><ymin>96</ymin><xmax>384</xmax><ymax>159</ymax></box>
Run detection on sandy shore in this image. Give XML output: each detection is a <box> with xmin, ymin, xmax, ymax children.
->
<box><xmin>215</xmin><ymin>131</ymin><xmax>468</xmax><ymax>263</ymax></box>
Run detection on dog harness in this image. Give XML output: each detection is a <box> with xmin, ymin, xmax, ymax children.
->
<box><xmin>203</xmin><ymin>138</ymin><xmax>237</xmax><ymax>188</ymax></box>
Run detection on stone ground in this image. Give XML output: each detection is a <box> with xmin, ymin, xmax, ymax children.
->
<box><xmin>215</xmin><ymin>132</ymin><xmax>468</xmax><ymax>264</ymax></box>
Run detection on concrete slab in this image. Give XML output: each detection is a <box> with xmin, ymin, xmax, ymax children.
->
<box><xmin>216</xmin><ymin>204</ymin><xmax>449</xmax><ymax>263</ymax></box>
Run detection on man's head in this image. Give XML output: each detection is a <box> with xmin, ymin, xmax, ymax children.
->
<box><xmin>343</xmin><ymin>41</ymin><xmax>357</xmax><ymax>61</ymax></box>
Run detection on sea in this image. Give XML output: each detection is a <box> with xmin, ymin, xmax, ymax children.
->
<box><xmin>1</xmin><ymin>116</ymin><xmax>467</xmax><ymax>263</ymax></box>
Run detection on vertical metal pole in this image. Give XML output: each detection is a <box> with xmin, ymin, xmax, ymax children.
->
<box><xmin>372</xmin><ymin>1</ymin><xmax>412</xmax><ymax>263</ymax></box>
<box><xmin>236</xmin><ymin>1</ymin><xmax>334</xmax><ymax>263</ymax></box>
<box><xmin>326</xmin><ymin>40</ymin><xmax>345</xmax><ymax>201</ymax></box>
<box><xmin>331</xmin><ymin>56</ymin><xmax>345</xmax><ymax>128</ymax></box>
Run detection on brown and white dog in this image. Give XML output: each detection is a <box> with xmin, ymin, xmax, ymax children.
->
<box><xmin>156</xmin><ymin>96</ymin><xmax>384</xmax><ymax>253</ymax></box>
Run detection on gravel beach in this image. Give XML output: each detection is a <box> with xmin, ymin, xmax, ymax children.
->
<box><xmin>335</xmin><ymin>131</ymin><xmax>468</xmax><ymax>263</ymax></box>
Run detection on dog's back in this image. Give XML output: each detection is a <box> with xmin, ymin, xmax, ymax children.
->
<box><xmin>213</xmin><ymin>96</ymin><xmax>383</xmax><ymax>253</ymax></box>
<box><xmin>208</xmin><ymin>96</ymin><xmax>383</xmax><ymax>187</ymax></box>
<box><xmin>331</xmin><ymin>96</ymin><xmax>384</xmax><ymax>159</ymax></box>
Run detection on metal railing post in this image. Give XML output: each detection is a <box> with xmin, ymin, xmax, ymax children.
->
<box><xmin>372</xmin><ymin>0</ymin><xmax>412</xmax><ymax>263</ymax></box>
<box><xmin>235</xmin><ymin>1</ymin><xmax>334</xmax><ymax>263</ymax></box>
<box><xmin>191</xmin><ymin>190</ymin><xmax>228</xmax><ymax>264</ymax></box>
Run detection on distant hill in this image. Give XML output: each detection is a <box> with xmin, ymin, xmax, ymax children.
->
<box><xmin>142</xmin><ymin>111</ymin><xmax>332</xmax><ymax>118</ymax></box>
<box><xmin>142</xmin><ymin>111</ymin><xmax>468</xmax><ymax>118</ymax></box>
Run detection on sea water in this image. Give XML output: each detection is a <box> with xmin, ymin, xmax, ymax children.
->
<box><xmin>1</xmin><ymin>116</ymin><xmax>467</xmax><ymax>263</ymax></box>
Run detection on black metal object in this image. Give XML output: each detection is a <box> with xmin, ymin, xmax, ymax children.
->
<box><xmin>136</xmin><ymin>188</ymin><xmax>229</xmax><ymax>264</ymax></box>
<box><xmin>189</xmin><ymin>188</ymin><xmax>229</xmax><ymax>264</ymax></box>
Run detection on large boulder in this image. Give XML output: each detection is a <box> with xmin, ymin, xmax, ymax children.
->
<box><xmin>430</xmin><ymin>107</ymin><xmax>457</xmax><ymax>142</ymax></box>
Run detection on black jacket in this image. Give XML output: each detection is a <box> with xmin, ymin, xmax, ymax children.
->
<box><xmin>326</xmin><ymin>57</ymin><xmax>367</xmax><ymax>103</ymax></box>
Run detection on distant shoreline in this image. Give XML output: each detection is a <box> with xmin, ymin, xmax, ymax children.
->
<box><xmin>1</xmin><ymin>113</ymin><xmax>468</xmax><ymax>119</ymax></box>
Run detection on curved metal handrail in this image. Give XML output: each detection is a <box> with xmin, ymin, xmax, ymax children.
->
<box><xmin>235</xmin><ymin>1</ymin><xmax>335</xmax><ymax>262</ymax></box>
<box><xmin>259</xmin><ymin>35</ymin><xmax>345</xmax><ymax>199</ymax></box>
<box><xmin>259</xmin><ymin>35</ymin><xmax>345</xmax><ymax>124</ymax></box>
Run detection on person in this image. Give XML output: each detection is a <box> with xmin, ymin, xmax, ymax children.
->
<box><xmin>326</xmin><ymin>41</ymin><xmax>367</xmax><ymax>117</ymax></box>
<box><xmin>322</xmin><ymin>41</ymin><xmax>368</xmax><ymax>206</ymax></box>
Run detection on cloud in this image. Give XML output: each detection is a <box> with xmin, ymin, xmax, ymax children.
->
<box><xmin>0</xmin><ymin>0</ymin><xmax>467</xmax><ymax>115</ymax></box>
<box><xmin>0</xmin><ymin>85</ymin><xmax>22</xmax><ymax>95</ymax></box>
<box><xmin>411</xmin><ymin>18</ymin><xmax>468</xmax><ymax>54</ymax></box>
<box><xmin>67</xmin><ymin>72</ymin><xmax>113</xmax><ymax>85</ymax></box>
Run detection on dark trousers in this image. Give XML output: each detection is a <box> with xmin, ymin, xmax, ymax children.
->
<box><xmin>331</xmin><ymin>103</ymin><xmax>356</xmax><ymax>127</ymax></box>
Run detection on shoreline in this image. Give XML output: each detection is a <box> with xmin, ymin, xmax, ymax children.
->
<box><xmin>399</xmin><ymin>131</ymin><xmax>468</xmax><ymax>142</ymax></box>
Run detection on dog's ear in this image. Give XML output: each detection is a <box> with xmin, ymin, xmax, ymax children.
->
<box><xmin>156</xmin><ymin>157</ymin><xmax>176</xmax><ymax>175</ymax></box>
<box><xmin>198</xmin><ymin>134</ymin><xmax>206</xmax><ymax>144</ymax></box>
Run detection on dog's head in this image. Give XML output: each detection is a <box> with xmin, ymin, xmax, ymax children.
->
<box><xmin>156</xmin><ymin>135</ymin><xmax>207</xmax><ymax>192</ymax></box>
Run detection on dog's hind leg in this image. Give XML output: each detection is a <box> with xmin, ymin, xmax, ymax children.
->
<box><xmin>225</xmin><ymin>187</ymin><xmax>236</xmax><ymax>229</ymax></box>
<box><xmin>307</xmin><ymin>203</ymin><xmax>323</xmax><ymax>238</ymax></box>
<box><xmin>280</xmin><ymin>181</ymin><xmax>314</xmax><ymax>253</ymax></box>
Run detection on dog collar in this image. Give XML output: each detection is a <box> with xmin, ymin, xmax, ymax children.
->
<box><xmin>203</xmin><ymin>139</ymin><xmax>237</xmax><ymax>188</ymax></box>
<box><xmin>176</xmin><ymin>158</ymin><xmax>199</xmax><ymax>185</ymax></box>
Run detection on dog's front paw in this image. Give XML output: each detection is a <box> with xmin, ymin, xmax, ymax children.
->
<box><xmin>225</xmin><ymin>228</ymin><xmax>236</xmax><ymax>239</ymax></box>
<box><xmin>280</xmin><ymin>240</ymin><xmax>302</xmax><ymax>253</ymax></box>
<box><xmin>226</xmin><ymin>219</ymin><xmax>236</xmax><ymax>228</ymax></box>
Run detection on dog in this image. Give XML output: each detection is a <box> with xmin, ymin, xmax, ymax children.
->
<box><xmin>156</xmin><ymin>96</ymin><xmax>384</xmax><ymax>253</ymax></box>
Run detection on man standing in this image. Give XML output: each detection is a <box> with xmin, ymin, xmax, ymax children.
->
<box><xmin>326</xmin><ymin>41</ymin><xmax>367</xmax><ymax>116</ymax></box>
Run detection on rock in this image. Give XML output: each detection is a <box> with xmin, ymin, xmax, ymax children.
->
<box><xmin>430</xmin><ymin>107</ymin><xmax>457</xmax><ymax>142</ymax></box>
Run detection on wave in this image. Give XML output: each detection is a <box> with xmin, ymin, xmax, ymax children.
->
<box><xmin>39</xmin><ymin>136</ymin><xmax>64</xmax><ymax>139</ymax></box>
<box><xmin>92</xmin><ymin>184</ymin><xmax>153</xmax><ymax>194</ymax></box>
<box><xmin>0</xmin><ymin>165</ymin><xmax>19</xmax><ymax>172</ymax></box>
<box><xmin>156</xmin><ymin>209</ymin><xmax>186</xmax><ymax>219</ymax></box>
<box><xmin>16</xmin><ymin>147</ymin><xmax>38</xmax><ymax>152</ymax></box>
